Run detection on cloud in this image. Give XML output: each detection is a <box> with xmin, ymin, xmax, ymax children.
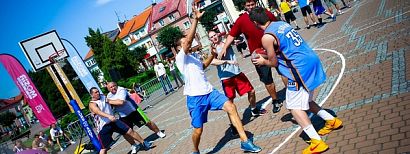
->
<box><xmin>96</xmin><ymin>0</ymin><xmax>114</xmax><ymax>6</ymax></box>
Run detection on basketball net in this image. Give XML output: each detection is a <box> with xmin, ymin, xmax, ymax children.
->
<box><xmin>48</xmin><ymin>49</ymin><xmax>66</xmax><ymax>65</ymax></box>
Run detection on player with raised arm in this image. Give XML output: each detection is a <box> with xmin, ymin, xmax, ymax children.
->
<box><xmin>218</xmin><ymin>0</ymin><xmax>285</xmax><ymax>115</ymax></box>
<box><xmin>173</xmin><ymin>4</ymin><xmax>262</xmax><ymax>154</ymax></box>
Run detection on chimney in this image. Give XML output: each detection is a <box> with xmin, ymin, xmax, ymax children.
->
<box><xmin>117</xmin><ymin>22</ymin><xmax>125</xmax><ymax>31</ymax></box>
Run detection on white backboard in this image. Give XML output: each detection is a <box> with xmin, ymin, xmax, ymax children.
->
<box><xmin>19</xmin><ymin>30</ymin><xmax>68</xmax><ymax>71</ymax></box>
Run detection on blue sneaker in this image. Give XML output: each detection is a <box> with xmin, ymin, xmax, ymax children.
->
<box><xmin>141</xmin><ymin>140</ymin><xmax>153</xmax><ymax>150</ymax></box>
<box><xmin>332</xmin><ymin>15</ymin><xmax>337</xmax><ymax>22</ymax></box>
<box><xmin>241</xmin><ymin>139</ymin><xmax>262</xmax><ymax>153</ymax></box>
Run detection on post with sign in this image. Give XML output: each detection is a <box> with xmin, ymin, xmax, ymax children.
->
<box><xmin>70</xmin><ymin>100</ymin><xmax>102</xmax><ymax>152</ymax></box>
<box><xmin>19</xmin><ymin>30</ymin><xmax>101</xmax><ymax>150</ymax></box>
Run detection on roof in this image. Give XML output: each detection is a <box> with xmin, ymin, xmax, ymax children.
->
<box><xmin>0</xmin><ymin>93</ymin><xmax>23</xmax><ymax>111</ymax></box>
<box><xmin>103</xmin><ymin>29</ymin><xmax>120</xmax><ymax>41</ymax></box>
<box><xmin>84</xmin><ymin>28</ymin><xmax>120</xmax><ymax>60</ymax></box>
<box><xmin>151</xmin><ymin>0</ymin><xmax>187</xmax><ymax>23</ymax></box>
<box><xmin>118</xmin><ymin>7</ymin><xmax>152</xmax><ymax>39</ymax></box>
<box><xmin>84</xmin><ymin>49</ymin><xmax>94</xmax><ymax>60</ymax></box>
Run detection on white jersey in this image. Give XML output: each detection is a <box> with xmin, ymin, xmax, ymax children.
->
<box><xmin>108</xmin><ymin>86</ymin><xmax>136</xmax><ymax>117</ymax></box>
<box><xmin>175</xmin><ymin>48</ymin><xmax>213</xmax><ymax>96</ymax></box>
<box><xmin>90</xmin><ymin>94</ymin><xmax>113</xmax><ymax>133</ymax></box>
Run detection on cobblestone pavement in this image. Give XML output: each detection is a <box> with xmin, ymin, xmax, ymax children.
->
<box><xmin>106</xmin><ymin>0</ymin><xmax>410</xmax><ymax>153</ymax></box>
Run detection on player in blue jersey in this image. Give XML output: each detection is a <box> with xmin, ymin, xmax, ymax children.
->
<box><xmin>249</xmin><ymin>7</ymin><xmax>343</xmax><ymax>154</ymax></box>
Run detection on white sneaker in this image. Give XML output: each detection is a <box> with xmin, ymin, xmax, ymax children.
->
<box><xmin>157</xmin><ymin>131</ymin><xmax>166</xmax><ymax>138</ymax></box>
<box><xmin>70</xmin><ymin>141</ymin><xmax>76</xmax><ymax>144</ymax></box>
<box><xmin>131</xmin><ymin>144</ymin><xmax>140</xmax><ymax>154</ymax></box>
<box><xmin>60</xmin><ymin>148</ymin><xmax>64</xmax><ymax>151</ymax></box>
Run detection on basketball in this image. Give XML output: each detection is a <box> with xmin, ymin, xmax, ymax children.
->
<box><xmin>252</xmin><ymin>48</ymin><xmax>268</xmax><ymax>60</ymax></box>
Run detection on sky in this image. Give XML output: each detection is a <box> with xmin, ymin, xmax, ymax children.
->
<box><xmin>0</xmin><ymin>0</ymin><xmax>160</xmax><ymax>99</ymax></box>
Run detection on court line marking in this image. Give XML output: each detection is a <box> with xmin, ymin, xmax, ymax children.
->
<box><xmin>269</xmin><ymin>48</ymin><xmax>346</xmax><ymax>154</ymax></box>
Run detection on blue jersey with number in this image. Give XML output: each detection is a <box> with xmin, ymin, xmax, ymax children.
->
<box><xmin>265</xmin><ymin>21</ymin><xmax>326</xmax><ymax>91</ymax></box>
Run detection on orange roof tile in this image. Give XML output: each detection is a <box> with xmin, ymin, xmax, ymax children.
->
<box><xmin>118</xmin><ymin>7</ymin><xmax>152</xmax><ymax>39</ymax></box>
<box><xmin>84</xmin><ymin>49</ymin><xmax>94</xmax><ymax>60</ymax></box>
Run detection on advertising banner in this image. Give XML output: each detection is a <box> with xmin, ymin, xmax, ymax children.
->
<box><xmin>0</xmin><ymin>54</ymin><xmax>56</xmax><ymax>127</ymax></box>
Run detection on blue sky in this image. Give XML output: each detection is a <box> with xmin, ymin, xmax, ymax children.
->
<box><xmin>0</xmin><ymin>0</ymin><xmax>160</xmax><ymax>99</ymax></box>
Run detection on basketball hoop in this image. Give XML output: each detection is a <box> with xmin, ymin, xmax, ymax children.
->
<box><xmin>48</xmin><ymin>49</ymin><xmax>66</xmax><ymax>64</ymax></box>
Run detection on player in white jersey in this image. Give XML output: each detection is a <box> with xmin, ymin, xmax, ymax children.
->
<box><xmin>89</xmin><ymin>87</ymin><xmax>152</xmax><ymax>154</ymax></box>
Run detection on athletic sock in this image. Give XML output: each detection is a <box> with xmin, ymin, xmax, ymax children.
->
<box><xmin>157</xmin><ymin>131</ymin><xmax>166</xmax><ymax>138</ymax></box>
<box><xmin>303</xmin><ymin>124</ymin><xmax>321</xmax><ymax>140</ymax></box>
<box><xmin>317</xmin><ymin>110</ymin><xmax>335</xmax><ymax>120</ymax></box>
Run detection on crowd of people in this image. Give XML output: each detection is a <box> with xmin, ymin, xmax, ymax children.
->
<box><xmin>271</xmin><ymin>0</ymin><xmax>352</xmax><ymax>29</ymax></box>
<box><xmin>13</xmin><ymin>123</ymin><xmax>76</xmax><ymax>153</ymax></box>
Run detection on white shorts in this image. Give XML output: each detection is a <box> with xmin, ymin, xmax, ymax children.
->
<box><xmin>285</xmin><ymin>88</ymin><xmax>314</xmax><ymax>110</ymax></box>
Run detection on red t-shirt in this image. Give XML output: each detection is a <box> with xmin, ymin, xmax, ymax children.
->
<box><xmin>229</xmin><ymin>10</ymin><xmax>277</xmax><ymax>53</ymax></box>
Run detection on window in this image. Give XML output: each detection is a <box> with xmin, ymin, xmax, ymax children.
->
<box><xmin>122</xmin><ymin>37</ymin><xmax>131</xmax><ymax>45</ymax></box>
<box><xmin>159</xmin><ymin>19</ymin><xmax>165</xmax><ymax>26</ymax></box>
<box><xmin>168</xmin><ymin>14</ymin><xmax>175</xmax><ymax>21</ymax></box>
<box><xmin>146</xmin><ymin>41</ymin><xmax>153</xmax><ymax>48</ymax></box>
<box><xmin>159</xmin><ymin>6</ymin><xmax>166</xmax><ymax>12</ymax></box>
<box><xmin>183</xmin><ymin>21</ymin><xmax>191</xmax><ymax>30</ymax></box>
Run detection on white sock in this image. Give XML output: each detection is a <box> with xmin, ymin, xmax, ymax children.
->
<box><xmin>157</xmin><ymin>131</ymin><xmax>166</xmax><ymax>138</ymax></box>
<box><xmin>303</xmin><ymin>124</ymin><xmax>321</xmax><ymax>140</ymax></box>
<box><xmin>317</xmin><ymin>110</ymin><xmax>335</xmax><ymax>120</ymax></box>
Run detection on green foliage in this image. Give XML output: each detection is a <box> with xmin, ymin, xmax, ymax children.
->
<box><xmin>117</xmin><ymin>69</ymin><xmax>156</xmax><ymax>89</ymax></box>
<box><xmin>233</xmin><ymin>0</ymin><xmax>246</xmax><ymax>11</ymax></box>
<box><xmin>200</xmin><ymin>9</ymin><xmax>218</xmax><ymax>31</ymax></box>
<box><xmin>27</xmin><ymin>59</ymin><xmax>93</xmax><ymax>127</ymax></box>
<box><xmin>157</xmin><ymin>26</ymin><xmax>184</xmax><ymax>51</ymax></box>
<box><xmin>85</xmin><ymin>28</ymin><xmax>144</xmax><ymax>80</ymax></box>
<box><xmin>0</xmin><ymin>111</ymin><xmax>17</xmax><ymax>127</ymax></box>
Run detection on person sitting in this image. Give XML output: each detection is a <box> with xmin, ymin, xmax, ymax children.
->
<box><xmin>49</xmin><ymin>123</ymin><xmax>75</xmax><ymax>151</ymax></box>
<box><xmin>13</xmin><ymin>140</ymin><xmax>26</xmax><ymax>152</ymax></box>
<box><xmin>32</xmin><ymin>134</ymin><xmax>49</xmax><ymax>152</ymax></box>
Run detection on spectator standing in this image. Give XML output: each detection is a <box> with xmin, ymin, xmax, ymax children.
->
<box><xmin>154</xmin><ymin>60</ymin><xmax>174</xmax><ymax>94</ymax></box>
<box><xmin>279</xmin><ymin>0</ymin><xmax>301</xmax><ymax>30</ymax></box>
<box><xmin>168</xmin><ymin>58</ymin><xmax>184</xmax><ymax>89</ymax></box>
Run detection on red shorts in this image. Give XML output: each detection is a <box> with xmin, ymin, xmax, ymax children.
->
<box><xmin>222</xmin><ymin>72</ymin><xmax>254</xmax><ymax>99</ymax></box>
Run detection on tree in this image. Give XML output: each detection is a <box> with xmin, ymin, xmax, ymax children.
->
<box><xmin>85</xmin><ymin>28</ymin><xmax>141</xmax><ymax>80</ymax></box>
<box><xmin>157</xmin><ymin>26</ymin><xmax>184</xmax><ymax>54</ymax></box>
<box><xmin>27</xmin><ymin>59</ymin><xmax>90</xmax><ymax>119</ymax></box>
<box><xmin>199</xmin><ymin>9</ymin><xmax>218</xmax><ymax>31</ymax></box>
<box><xmin>0</xmin><ymin>111</ymin><xmax>17</xmax><ymax>128</ymax></box>
<box><xmin>28</xmin><ymin>69</ymin><xmax>67</xmax><ymax>118</ymax></box>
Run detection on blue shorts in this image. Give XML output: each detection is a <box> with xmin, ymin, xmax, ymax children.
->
<box><xmin>187</xmin><ymin>89</ymin><xmax>228</xmax><ymax>128</ymax></box>
<box><xmin>314</xmin><ymin>5</ymin><xmax>326</xmax><ymax>15</ymax></box>
<box><xmin>98</xmin><ymin>120</ymin><xmax>130</xmax><ymax>149</ymax></box>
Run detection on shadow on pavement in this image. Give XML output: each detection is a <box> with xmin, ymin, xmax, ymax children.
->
<box><xmin>206</xmin><ymin>88</ymin><xmax>287</xmax><ymax>153</ymax></box>
<box><xmin>206</xmin><ymin>130</ymin><xmax>254</xmax><ymax>154</ymax></box>
<box><xmin>280</xmin><ymin>109</ymin><xmax>339</xmax><ymax>144</ymax></box>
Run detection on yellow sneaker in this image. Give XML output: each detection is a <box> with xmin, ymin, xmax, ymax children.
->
<box><xmin>318</xmin><ymin>117</ymin><xmax>343</xmax><ymax>136</ymax></box>
<box><xmin>302</xmin><ymin>139</ymin><xmax>329</xmax><ymax>154</ymax></box>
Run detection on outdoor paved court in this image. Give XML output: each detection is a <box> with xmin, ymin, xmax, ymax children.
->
<box><xmin>107</xmin><ymin>0</ymin><xmax>410</xmax><ymax>153</ymax></box>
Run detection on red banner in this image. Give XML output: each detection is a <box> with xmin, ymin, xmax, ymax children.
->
<box><xmin>0</xmin><ymin>54</ymin><xmax>56</xmax><ymax>127</ymax></box>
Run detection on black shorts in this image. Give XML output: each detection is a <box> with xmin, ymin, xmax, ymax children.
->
<box><xmin>255</xmin><ymin>65</ymin><xmax>273</xmax><ymax>85</ymax></box>
<box><xmin>284</xmin><ymin>11</ymin><xmax>297</xmax><ymax>23</ymax></box>
<box><xmin>120</xmin><ymin>107</ymin><xmax>150</xmax><ymax>128</ymax></box>
<box><xmin>237</xmin><ymin>43</ymin><xmax>247</xmax><ymax>52</ymax></box>
<box><xmin>98</xmin><ymin>120</ymin><xmax>130</xmax><ymax>149</ymax></box>
<box><xmin>300</xmin><ymin>6</ymin><xmax>313</xmax><ymax>16</ymax></box>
